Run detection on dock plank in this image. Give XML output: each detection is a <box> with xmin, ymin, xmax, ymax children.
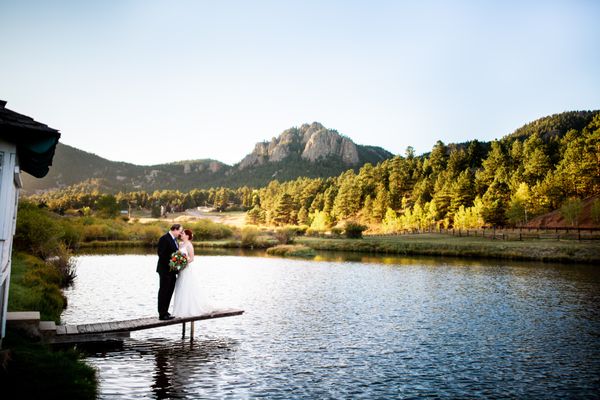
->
<box><xmin>52</xmin><ymin>309</ymin><xmax>244</xmax><ymax>339</ymax></box>
<box><xmin>50</xmin><ymin>331</ymin><xmax>130</xmax><ymax>344</ymax></box>
<box><xmin>65</xmin><ymin>325</ymin><xmax>79</xmax><ymax>334</ymax></box>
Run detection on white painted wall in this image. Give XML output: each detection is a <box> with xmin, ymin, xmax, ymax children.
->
<box><xmin>0</xmin><ymin>139</ymin><xmax>20</xmax><ymax>342</ymax></box>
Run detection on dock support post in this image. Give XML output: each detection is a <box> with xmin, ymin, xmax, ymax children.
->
<box><xmin>190</xmin><ymin>321</ymin><xmax>195</xmax><ymax>339</ymax></box>
<box><xmin>182</xmin><ymin>322</ymin><xmax>186</xmax><ymax>339</ymax></box>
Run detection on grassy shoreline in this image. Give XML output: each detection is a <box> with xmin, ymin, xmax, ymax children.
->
<box><xmin>297</xmin><ymin>234</ymin><xmax>600</xmax><ymax>264</ymax></box>
<box><xmin>74</xmin><ymin>234</ymin><xmax>600</xmax><ymax>264</ymax></box>
<box><xmin>2</xmin><ymin>252</ymin><xmax>98</xmax><ymax>398</ymax></box>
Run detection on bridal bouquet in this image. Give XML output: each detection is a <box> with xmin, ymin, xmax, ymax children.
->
<box><xmin>169</xmin><ymin>250</ymin><xmax>188</xmax><ymax>272</ymax></box>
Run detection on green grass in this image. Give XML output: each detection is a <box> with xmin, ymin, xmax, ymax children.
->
<box><xmin>296</xmin><ymin>234</ymin><xmax>600</xmax><ymax>264</ymax></box>
<box><xmin>8</xmin><ymin>252</ymin><xmax>66</xmax><ymax>322</ymax></box>
<box><xmin>3</xmin><ymin>252</ymin><xmax>98</xmax><ymax>398</ymax></box>
<box><xmin>266</xmin><ymin>244</ymin><xmax>316</xmax><ymax>258</ymax></box>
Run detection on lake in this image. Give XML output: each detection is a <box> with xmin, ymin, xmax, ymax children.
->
<box><xmin>62</xmin><ymin>250</ymin><xmax>600</xmax><ymax>399</ymax></box>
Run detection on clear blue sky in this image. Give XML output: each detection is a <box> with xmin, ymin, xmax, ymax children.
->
<box><xmin>2</xmin><ymin>0</ymin><xmax>599</xmax><ymax>165</ymax></box>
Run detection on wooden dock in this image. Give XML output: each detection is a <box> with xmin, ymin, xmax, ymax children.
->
<box><xmin>7</xmin><ymin>309</ymin><xmax>244</xmax><ymax>344</ymax></box>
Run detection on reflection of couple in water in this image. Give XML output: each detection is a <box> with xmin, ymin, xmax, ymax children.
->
<box><xmin>156</xmin><ymin>224</ymin><xmax>212</xmax><ymax>321</ymax></box>
<box><xmin>151</xmin><ymin>338</ymin><xmax>238</xmax><ymax>399</ymax></box>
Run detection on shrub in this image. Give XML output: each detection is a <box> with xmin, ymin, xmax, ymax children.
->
<box><xmin>46</xmin><ymin>243</ymin><xmax>77</xmax><ymax>287</ymax></box>
<box><xmin>266</xmin><ymin>244</ymin><xmax>316</xmax><ymax>258</ymax></box>
<box><xmin>151</xmin><ymin>205</ymin><xmax>162</xmax><ymax>218</ymax></box>
<box><xmin>95</xmin><ymin>194</ymin><xmax>119</xmax><ymax>218</ymax></box>
<box><xmin>80</xmin><ymin>221</ymin><xmax>128</xmax><ymax>241</ymax></box>
<box><xmin>274</xmin><ymin>227</ymin><xmax>296</xmax><ymax>244</ymax></box>
<box><xmin>590</xmin><ymin>198</ymin><xmax>600</xmax><ymax>224</ymax></box>
<box><xmin>330</xmin><ymin>227</ymin><xmax>343</xmax><ymax>237</ymax></box>
<box><xmin>295</xmin><ymin>225</ymin><xmax>309</xmax><ymax>236</ymax></box>
<box><xmin>305</xmin><ymin>228</ymin><xmax>324</xmax><ymax>237</ymax></box>
<box><xmin>138</xmin><ymin>225</ymin><xmax>163</xmax><ymax>245</ymax></box>
<box><xmin>560</xmin><ymin>198</ymin><xmax>583</xmax><ymax>226</ymax></box>
<box><xmin>59</xmin><ymin>221</ymin><xmax>82</xmax><ymax>249</ymax></box>
<box><xmin>240</xmin><ymin>226</ymin><xmax>260</xmax><ymax>247</ymax></box>
<box><xmin>345</xmin><ymin>222</ymin><xmax>367</xmax><ymax>239</ymax></box>
<box><xmin>81</xmin><ymin>224</ymin><xmax>111</xmax><ymax>241</ymax></box>
<box><xmin>187</xmin><ymin>219</ymin><xmax>233</xmax><ymax>240</ymax></box>
<box><xmin>14</xmin><ymin>201</ymin><xmax>64</xmax><ymax>258</ymax></box>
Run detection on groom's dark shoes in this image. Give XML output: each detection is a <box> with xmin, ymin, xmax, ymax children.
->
<box><xmin>159</xmin><ymin>313</ymin><xmax>175</xmax><ymax>320</ymax></box>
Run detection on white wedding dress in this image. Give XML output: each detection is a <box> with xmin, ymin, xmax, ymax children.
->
<box><xmin>172</xmin><ymin>242</ymin><xmax>212</xmax><ymax>317</ymax></box>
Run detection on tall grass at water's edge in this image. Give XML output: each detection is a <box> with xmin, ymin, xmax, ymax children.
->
<box><xmin>296</xmin><ymin>235</ymin><xmax>600</xmax><ymax>264</ymax></box>
<box><xmin>72</xmin><ymin>233</ymin><xmax>600</xmax><ymax>264</ymax></box>
<box><xmin>3</xmin><ymin>252</ymin><xmax>98</xmax><ymax>399</ymax></box>
<box><xmin>266</xmin><ymin>244</ymin><xmax>316</xmax><ymax>257</ymax></box>
<box><xmin>8</xmin><ymin>252</ymin><xmax>66</xmax><ymax>322</ymax></box>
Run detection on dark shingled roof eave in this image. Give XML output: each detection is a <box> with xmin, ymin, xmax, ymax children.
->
<box><xmin>0</xmin><ymin>100</ymin><xmax>61</xmax><ymax>178</ymax></box>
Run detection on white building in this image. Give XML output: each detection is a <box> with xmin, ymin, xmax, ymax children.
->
<box><xmin>0</xmin><ymin>100</ymin><xmax>60</xmax><ymax>346</ymax></box>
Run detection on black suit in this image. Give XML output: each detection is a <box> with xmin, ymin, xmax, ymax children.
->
<box><xmin>157</xmin><ymin>232</ymin><xmax>179</xmax><ymax>317</ymax></box>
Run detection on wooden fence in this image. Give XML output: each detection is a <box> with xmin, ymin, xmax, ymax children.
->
<box><xmin>366</xmin><ymin>227</ymin><xmax>600</xmax><ymax>241</ymax></box>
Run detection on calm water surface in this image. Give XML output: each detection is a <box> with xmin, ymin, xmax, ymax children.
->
<box><xmin>62</xmin><ymin>251</ymin><xmax>600</xmax><ymax>399</ymax></box>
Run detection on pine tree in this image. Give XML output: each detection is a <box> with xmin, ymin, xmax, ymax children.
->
<box><xmin>388</xmin><ymin>157</ymin><xmax>413</xmax><ymax>210</ymax></box>
<box><xmin>272</xmin><ymin>193</ymin><xmax>296</xmax><ymax>226</ymax></box>
<box><xmin>432</xmin><ymin>173</ymin><xmax>452</xmax><ymax>220</ymax></box>
<box><xmin>371</xmin><ymin>185</ymin><xmax>390</xmax><ymax>223</ymax></box>
<box><xmin>333</xmin><ymin>171</ymin><xmax>361</xmax><ymax>220</ymax></box>
<box><xmin>322</xmin><ymin>185</ymin><xmax>338</xmax><ymax>218</ymax></box>
<box><xmin>309</xmin><ymin>193</ymin><xmax>324</xmax><ymax>213</ymax></box>
<box><xmin>361</xmin><ymin>195</ymin><xmax>374</xmax><ymax>224</ymax></box>
<box><xmin>297</xmin><ymin>206</ymin><xmax>309</xmax><ymax>225</ymax></box>
<box><xmin>357</xmin><ymin>163</ymin><xmax>377</xmax><ymax>200</ymax></box>
<box><xmin>246</xmin><ymin>206</ymin><xmax>265</xmax><ymax>225</ymax></box>
<box><xmin>428</xmin><ymin>140</ymin><xmax>448</xmax><ymax>175</ymax></box>
<box><xmin>449</xmin><ymin>170</ymin><xmax>474</xmax><ymax>215</ymax></box>
<box><xmin>481</xmin><ymin>181</ymin><xmax>509</xmax><ymax>226</ymax></box>
<box><xmin>446</xmin><ymin>147</ymin><xmax>468</xmax><ymax>179</ymax></box>
<box><xmin>475</xmin><ymin>141</ymin><xmax>507</xmax><ymax>195</ymax></box>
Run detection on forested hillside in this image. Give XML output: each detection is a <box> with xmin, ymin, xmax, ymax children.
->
<box><xmin>28</xmin><ymin>111</ymin><xmax>600</xmax><ymax>230</ymax></box>
<box><xmin>21</xmin><ymin>122</ymin><xmax>392</xmax><ymax>193</ymax></box>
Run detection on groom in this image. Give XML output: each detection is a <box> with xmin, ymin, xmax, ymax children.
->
<box><xmin>157</xmin><ymin>223</ymin><xmax>183</xmax><ymax>320</ymax></box>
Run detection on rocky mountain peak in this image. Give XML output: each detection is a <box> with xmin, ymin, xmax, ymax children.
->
<box><xmin>238</xmin><ymin>122</ymin><xmax>361</xmax><ymax>170</ymax></box>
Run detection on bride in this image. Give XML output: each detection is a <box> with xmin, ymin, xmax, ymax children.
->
<box><xmin>172</xmin><ymin>229</ymin><xmax>212</xmax><ymax>317</ymax></box>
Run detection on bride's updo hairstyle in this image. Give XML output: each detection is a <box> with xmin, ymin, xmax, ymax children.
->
<box><xmin>184</xmin><ymin>229</ymin><xmax>194</xmax><ymax>241</ymax></box>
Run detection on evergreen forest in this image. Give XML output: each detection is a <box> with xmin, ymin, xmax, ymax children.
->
<box><xmin>28</xmin><ymin>111</ymin><xmax>600</xmax><ymax>231</ymax></box>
